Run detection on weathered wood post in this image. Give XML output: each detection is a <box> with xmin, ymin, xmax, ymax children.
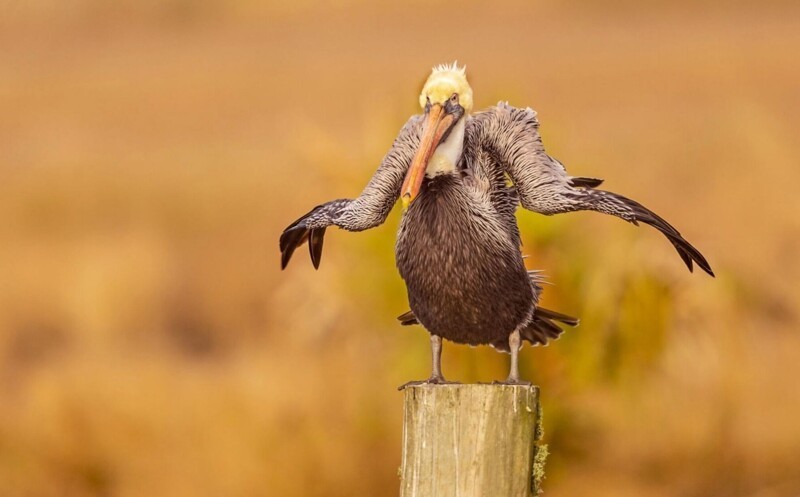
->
<box><xmin>399</xmin><ymin>384</ymin><xmax>547</xmax><ymax>496</ymax></box>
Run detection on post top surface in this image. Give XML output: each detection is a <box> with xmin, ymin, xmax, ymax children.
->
<box><xmin>401</xmin><ymin>383</ymin><xmax>540</xmax><ymax>393</ymax></box>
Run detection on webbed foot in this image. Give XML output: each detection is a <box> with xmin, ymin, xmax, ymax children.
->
<box><xmin>398</xmin><ymin>376</ymin><xmax>460</xmax><ymax>391</ymax></box>
<box><xmin>493</xmin><ymin>377</ymin><xmax>532</xmax><ymax>386</ymax></box>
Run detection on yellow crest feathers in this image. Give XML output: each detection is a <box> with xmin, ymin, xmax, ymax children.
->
<box><xmin>432</xmin><ymin>61</ymin><xmax>467</xmax><ymax>75</ymax></box>
<box><xmin>419</xmin><ymin>61</ymin><xmax>473</xmax><ymax>112</ymax></box>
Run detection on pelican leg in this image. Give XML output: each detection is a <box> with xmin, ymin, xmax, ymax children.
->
<box><xmin>496</xmin><ymin>329</ymin><xmax>532</xmax><ymax>386</ymax></box>
<box><xmin>398</xmin><ymin>335</ymin><xmax>460</xmax><ymax>390</ymax></box>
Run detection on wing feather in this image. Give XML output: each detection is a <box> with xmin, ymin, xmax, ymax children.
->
<box><xmin>279</xmin><ymin>116</ymin><xmax>422</xmax><ymax>269</ymax></box>
<box><xmin>470</xmin><ymin>103</ymin><xmax>714</xmax><ymax>276</ymax></box>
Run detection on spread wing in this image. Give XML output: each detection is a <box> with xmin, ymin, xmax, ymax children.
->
<box><xmin>472</xmin><ymin>102</ymin><xmax>713</xmax><ymax>276</ymax></box>
<box><xmin>279</xmin><ymin>115</ymin><xmax>422</xmax><ymax>269</ymax></box>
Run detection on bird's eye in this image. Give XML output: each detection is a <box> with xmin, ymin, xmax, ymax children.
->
<box><xmin>450</xmin><ymin>93</ymin><xmax>459</xmax><ymax>104</ymax></box>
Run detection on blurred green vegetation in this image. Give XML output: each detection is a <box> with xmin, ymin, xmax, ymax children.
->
<box><xmin>1</xmin><ymin>1</ymin><xmax>799</xmax><ymax>496</ymax></box>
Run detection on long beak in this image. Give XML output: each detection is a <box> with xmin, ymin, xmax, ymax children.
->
<box><xmin>401</xmin><ymin>104</ymin><xmax>456</xmax><ymax>208</ymax></box>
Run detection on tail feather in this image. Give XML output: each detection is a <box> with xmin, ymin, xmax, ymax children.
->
<box><xmin>398</xmin><ymin>292</ymin><xmax>578</xmax><ymax>351</ymax></box>
<box><xmin>519</xmin><ymin>317</ymin><xmax>562</xmax><ymax>347</ymax></box>
<box><xmin>397</xmin><ymin>310</ymin><xmax>418</xmax><ymax>326</ymax></box>
<box><xmin>517</xmin><ymin>306</ymin><xmax>579</xmax><ymax>348</ymax></box>
<box><xmin>535</xmin><ymin>307</ymin><xmax>580</xmax><ymax>327</ymax></box>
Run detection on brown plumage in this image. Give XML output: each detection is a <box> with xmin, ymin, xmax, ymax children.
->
<box><xmin>280</xmin><ymin>64</ymin><xmax>712</xmax><ymax>386</ymax></box>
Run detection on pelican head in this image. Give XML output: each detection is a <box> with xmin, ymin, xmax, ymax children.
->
<box><xmin>402</xmin><ymin>62</ymin><xmax>473</xmax><ymax>208</ymax></box>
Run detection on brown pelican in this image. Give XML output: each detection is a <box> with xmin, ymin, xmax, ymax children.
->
<box><xmin>280</xmin><ymin>62</ymin><xmax>713</xmax><ymax>387</ymax></box>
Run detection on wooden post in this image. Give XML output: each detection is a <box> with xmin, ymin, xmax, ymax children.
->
<box><xmin>399</xmin><ymin>384</ymin><xmax>546</xmax><ymax>497</ymax></box>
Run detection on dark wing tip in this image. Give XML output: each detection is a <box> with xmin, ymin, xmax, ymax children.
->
<box><xmin>308</xmin><ymin>228</ymin><xmax>326</xmax><ymax>270</ymax></box>
<box><xmin>674</xmin><ymin>243</ymin><xmax>694</xmax><ymax>272</ymax></box>
<box><xmin>667</xmin><ymin>234</ymin><xmax>714</xmax><ymax>277</ymax></box>
<box><xmin>691</xmin><ymin>249</ymin><xmax>715</xmax><ymax>277</ymax></box>
<box><xmin>679</xmin><ymin>240</ymin><xmax>714</xmax><ymax>276</ymax></box>
<box><xmin>601</xmin><ymin>190</ymin><xmax>715</xmax><ymax>277</ymax></box>
<box><xmin>279</xmin><ymin>226</ymin><xmax>309</xmax><ymax>270</ymax></box>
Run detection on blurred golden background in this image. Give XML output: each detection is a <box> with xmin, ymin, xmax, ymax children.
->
<box><xmin>2</xmin><ymin>1</ymin><xmax>799</xmax><ymax>496</ymax></box>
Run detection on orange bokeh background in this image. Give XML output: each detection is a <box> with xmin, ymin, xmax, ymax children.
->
<box><xmin>1</xmin><ymin>1</ymin><xmax>799</xmax><ymax>496</ymax></box>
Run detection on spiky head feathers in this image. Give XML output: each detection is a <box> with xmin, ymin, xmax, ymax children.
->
<box><xmin>419</xmin><ymin>62</ymin><xmax>473</xmax><ymax>113</ymax></box>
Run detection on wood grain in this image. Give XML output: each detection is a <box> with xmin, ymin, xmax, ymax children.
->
<box><xmin>399</xmin><ymin>384</ymin><xmax>544</xmax><ymax>497</ymax></box>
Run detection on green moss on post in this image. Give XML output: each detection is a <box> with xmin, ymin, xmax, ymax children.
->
<box><xmin>532</xmin><ymin>443</ymin><xmax>548</xmax><ymax>495</ymax></box>
<box><xmin>532</xmin><ymin>400</ymin><xmax>547</xmax><ymax>494</ymax></box>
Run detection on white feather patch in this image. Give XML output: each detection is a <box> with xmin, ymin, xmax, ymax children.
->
<box><xmin>426</xmin><ymin>118</ymin><xmax>465</xmax><ymax>177</ymax></box>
